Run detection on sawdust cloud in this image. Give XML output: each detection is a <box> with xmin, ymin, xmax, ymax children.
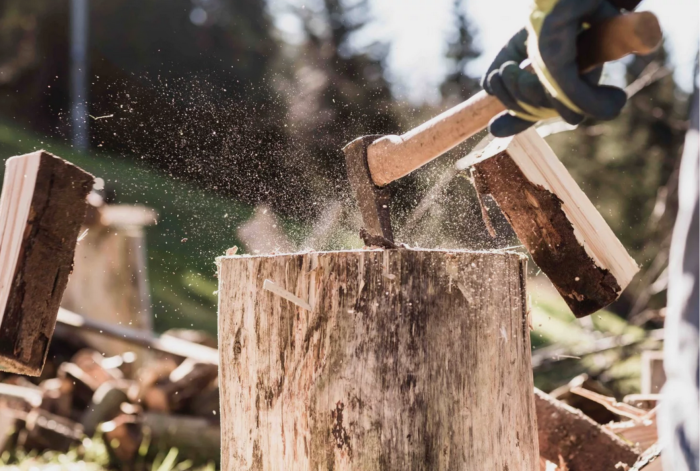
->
<box><xmin>62</xmin><ymin>71</ymin><xmax>515</xmax><ymax>255</ymax></box>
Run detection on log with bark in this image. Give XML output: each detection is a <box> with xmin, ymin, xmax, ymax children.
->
<box><xmin>103</xmin><ymin>412</ymin><xmax>221</xmax><ymax>465</ymax></box>
<box><xmin>142</xmin><ymin>358</ymin><xmax>218</xmax><ymax>413</ymax></box>
<box><xmin>535</xmin><ymin>388</ymin><xmax>640</xmax><ymax>470</ymax></box>
<box><xmin>0</xmin><ymin>151</ymin><xmax>94</xmax><ymax>375</ymax></box>
<box><xmin>218</xmin><ymin>248</ymin><xmax>538</xmax><ymax>471</ymax></box>
<box><xmin>467</xmin><ymin>128</ymin><xmax>639</xmax><ymax>317</ymax></box>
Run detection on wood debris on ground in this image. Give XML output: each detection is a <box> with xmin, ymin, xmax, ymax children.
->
<box><xmin>1</xmin><ymin>307</ymin><xmax>666</xmax><ymax>470</ymax></box>
<box><xmin>0</xmin><ymin>314</ymin><xmax>221</xmax><ymax>467</ymax></box>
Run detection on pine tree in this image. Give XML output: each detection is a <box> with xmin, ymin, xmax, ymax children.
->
<box><xmin>440</xmin><ymin>0</ymin><xmax>481</xmax><ymax>104</ymax></box>
<box><xmin>276</xmin><ymin>0</ymin><xmax>402</xmax><ymax>218</ymax></box>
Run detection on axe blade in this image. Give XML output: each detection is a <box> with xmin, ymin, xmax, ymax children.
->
<box><xmin>343</xmin><ymin>135</ymin><xmax>394</xmax><ymax>243</ymax></box>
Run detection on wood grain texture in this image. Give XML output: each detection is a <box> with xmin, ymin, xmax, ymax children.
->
<box><xmin>218</xmin><ymin>248</ymin><xmax>538</xmax><ymax>471</ymax></box>
<box><xmin>0</xmin><ymin>151</ymin><xmax>93</xmax><ymax>376</ymax></box>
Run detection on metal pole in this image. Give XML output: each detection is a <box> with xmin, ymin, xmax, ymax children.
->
<box><xmin>70</xmin><ymin>0</ymin><xmax>89</xmax><ymax>150</ymax></box>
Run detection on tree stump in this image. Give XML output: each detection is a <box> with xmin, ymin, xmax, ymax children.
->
<box><xmin>218</xmin><ymin>248</ymin><xmax>538</xmax><ymax>471</ymax></box>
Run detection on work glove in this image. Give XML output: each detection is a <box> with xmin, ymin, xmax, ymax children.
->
<box><xmin>482</xmin><ymin>0</ymin><xmax>633</xmax><ymax>137</ymax></box>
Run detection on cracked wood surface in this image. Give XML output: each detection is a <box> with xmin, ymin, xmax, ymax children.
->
<box><xmin>218</xmin><ymin>248</ymin><xmax>538</xmax><ymax>471</ymax></box>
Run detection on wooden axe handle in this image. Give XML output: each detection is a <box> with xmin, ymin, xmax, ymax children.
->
<box><xmin>367</xmin><ymin>11</ymin><xmax>662</xmax><ymax>187</ymax></box>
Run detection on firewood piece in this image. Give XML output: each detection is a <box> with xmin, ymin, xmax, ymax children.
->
<box><xmin>188</xmin><ymin>382</ymin><xmax>220</xmax><ymax>419</ymax></box>
<box><xmin>19</xmin><ymin>408</ymin><xmax>84</xmax><ymax>452</ymax></box>
<box><xmin>142</xmin><ymin>413</ymin><xmax>221</xmax><ymax>463</ymax></box>
<box><xmin>72</xmin><ymin>348</ymin><xmax>123</xmax><ymax>384</ymax></box>
<box><xmin>143</xmin><ymin>358</ymin><xmax>218</xmax><ymax>413</ymax></box>
<box><xmin>0</xmin><ymin>408</ymin><xmax>20</xmax><ymax>453</ymax></box>
<box><xmin>630</xmin><ymin>442</ymin><xmax>663</xmax><ymax>470</ymax></box>
<box><xmin>549</xmin><ymin>374</ymin><xmax>620</xmax><ymax>424</ymax></box>
<box><xmin>81</xmin><ymin>381</ymin><xmax>130</xmax><ymax>436</ymax></box>
<box><xmin>132</xmin><ymin>357</ymin><xmax>178</xmax><ymax>403</ymax></box>
<box><xmin>468</xmin><ymin>128</ymin><xmax>639</xmax><ymax>317</ymax></box>
<box><xmin>103</xmin><ymin>413</ymin><xmax>221</xmax><ymax>465</ymax></box>
<box><xmin>39</xmin><ymin>377</ymin><xmax>73</xmax><ymax>417</ymax></box>
<box><xmin>218</xmin><ymin>249</ymin><xmax>539</xmax><ymax>471</ymax></box>
<box><xmin>535</xmin><ymin>388</ymin><xmax>640</xmax><ymax>470</ymax></box>
<box><xmin>0</xmin><ymin>382</ymin><xmax>43</xmax><ymax>408</ymax></box>
<box><xmin>101</xmin><ymin>351</ymin><xmax>138</xmax><ymax>379</ymax></box>
<box><xmin>102</xmin><ymin>414</ymin><xmax>142</xmax><ymax>463</ymax></box>
<box><xmin>607</xmin><ymin>417</ymin><xmax>658</xmax><ymax>452</ymax></box>
<box><xmin>58</xmin><ymin>362</ymin><xmax>102</xmax><ymax>410</ymax></box>
<box><xmin>0</xmin><ymin>151</ymin><xmax>94</xmax><ymax>375</ymax></box>
<box><xmin>570</xmin><ymin>387</ymin><xmax>651</xmax><ymax>422</ymax></box>
<box><xmin>623</xmin><ymin>394</ymin><xmax>660</xmax><ymax>411</ymax></box>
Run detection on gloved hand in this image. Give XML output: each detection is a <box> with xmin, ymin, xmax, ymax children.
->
<box><xmin>482</xmin><ymin>0</ymin><xmax>634</xmax><ymax>137</ymax></box>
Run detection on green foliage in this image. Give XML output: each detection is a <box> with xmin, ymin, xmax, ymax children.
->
<box><xmin>1</xmin><ymin>435</ymin><xmax>217</xmax><ymax>471</ymax></box>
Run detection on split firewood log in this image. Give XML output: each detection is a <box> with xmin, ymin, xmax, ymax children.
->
<box><xmin>131</xmin><ymin>357</ymin><xmax>178</xmax><ymax>403</ymax></box>
<box><xmin>58</xmin><ymin>362</ymin><xmax>101</xmax><ymax>410</ymax></box>
<box><xmin>535</xmin><ymin>388</ymin><xmax>640</xmax><ymax>471</ymax></box>
<box><xmin>39</xmin><ymin>377</ymin><xmax>73</xmax><ymax>418</ymax></box>
<box><xmin>188</xmin><ymin>380</ymin><xmax>220</xmax><ymax>419</ymax></box>
<box><xmin>17</xmin><ymin>408</ymin><xmax>84</xmax><ymax>453</ymax></box>
<box><xmin>142</xmin><ymin>358</ymin><xmax>218</xmax><ymax>413</ymax></box>
<box><xmin>102</xmin><ymin>413</ymin><xmax>142</xmax><ymax>464</ymax></box>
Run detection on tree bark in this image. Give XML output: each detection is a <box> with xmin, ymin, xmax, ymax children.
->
<box><xmin>0</xmin><ymin>151</ymin><xmax>93</xmax><ymax>376</ymax></box>
<box><xmin>218</xmin><ymin>248</ymin><xmax>538</xmax><ymax>471</ymax></box>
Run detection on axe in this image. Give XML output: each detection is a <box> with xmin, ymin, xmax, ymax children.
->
<box><xmin>344</xmin><ymin>12</ymin><xmax>661</xmax><ymax>316</ymax></box>
<box><xmin>344</xmin><ymin>11</ymin><xmax>662</xmax><ymax>245</ymax></box>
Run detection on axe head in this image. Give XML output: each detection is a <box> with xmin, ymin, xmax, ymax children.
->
<box><xmin>343</xmin><ymin>135</ymin><xmax>394</xmax><ymax>244</ymax></box>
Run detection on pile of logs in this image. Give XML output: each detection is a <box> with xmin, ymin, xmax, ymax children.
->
<box><xmin>0</xmin><ymin>320</ymin><xmax>222</xmax><ymax>466</ymax></box>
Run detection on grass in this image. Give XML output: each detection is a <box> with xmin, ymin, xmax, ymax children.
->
<box><xmin>1</xmin><ymin>435</ymin><xmax>217</xmax><ymax>471</ymax></box>
<box><xmin>0</xmin><ymin>119</ymin><xmax>253</xmax><ymax>334</ymax></box>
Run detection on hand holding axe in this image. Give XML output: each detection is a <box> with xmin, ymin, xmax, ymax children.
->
<box><xmin>344</xmin><ymin>11</ymin><xmax>662</xmax><ymax>244</ymax></box>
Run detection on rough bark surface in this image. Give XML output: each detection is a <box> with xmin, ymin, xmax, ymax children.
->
<box><xmin>535</xmin><ymin>389</ymin><xmax>640</xmax><ymax>471</ymax></box>
<box><xmin>218</xmin><ymin>248</ymin><xmax>538</xmax><ymax>471</ymax></box>
<box><xmin>0</xmin><ymin>151</ymin><xmax>93</xmax><ymax>376</ymax></box>
<box><xmin>472</xmin><ymin>155</ymin><xmax>620</xmax><ymax>317</ymax></box>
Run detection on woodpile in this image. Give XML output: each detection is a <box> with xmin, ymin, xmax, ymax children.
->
<box><xmin>0</xmin><ymin>314</ymin><xmax>221</xmax><ymax>466</ymax></box>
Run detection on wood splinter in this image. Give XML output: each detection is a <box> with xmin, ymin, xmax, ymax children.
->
<box><xmin>262</xmin><ymin>279</ymin><xmax>312</xmax><ymax>312</ymax></box>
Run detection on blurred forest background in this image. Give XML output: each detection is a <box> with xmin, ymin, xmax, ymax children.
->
<box><xmin>0</xmin><ymin>0</ymin><xmax>693</xmax><ymax>388</ymax></box>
